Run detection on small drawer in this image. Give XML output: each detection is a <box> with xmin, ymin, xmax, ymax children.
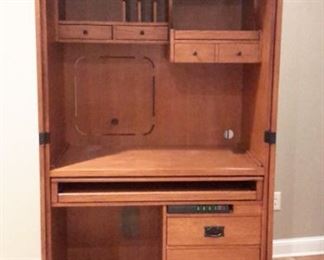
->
<box><xmin>167</xmin><ymin>216</ymin><xmax>261</xmax><ymax>246</ymax></box>
<box><xmin>114</xmin><ymin>25</ymin><xmax>168</xmax><ymax>41</ymax></box>
<box><xmin>174</xmin><ymin>44</ymin><xmax>216</xmax><ymax>63</ymax></box>
<box><xmin>58</xmin><ymin>24</ymin><xmax>112</xmax><ymax>40</ymax></box>
<box><xmin>167</xmin><ymin>247</ymin><xmax>260</xmax><ymax>260</ymax></box>
<box><xmin>218</xmin><ymin>43</ymin><xmax>260</xmax><ymax>63</ymax></box>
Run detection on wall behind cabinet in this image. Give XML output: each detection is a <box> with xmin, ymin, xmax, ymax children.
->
<box><xmin>0</xmin><ymin>0</ymin><xmax>41</xmax><ymax>260</ymax></box>
<box><xmin>0</xmin><ymin>0</ymin><xmax>323</xmax><ymax>260</ymax></box>
<box><xmin>274</xmin><ymin>0</ymin><xmax>324</xmax><ymax>239</ymax></box>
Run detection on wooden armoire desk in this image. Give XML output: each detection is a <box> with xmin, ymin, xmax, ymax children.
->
<box><xmin>36</xmin><ymin>0</ymin><xmax>282</xmax><ymax>259</ymax></box>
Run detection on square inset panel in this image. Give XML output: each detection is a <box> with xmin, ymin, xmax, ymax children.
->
<box><xmin>73</xmin><ymin>56</ymin><xmax>155</xmax><ymax>136</ymax></box>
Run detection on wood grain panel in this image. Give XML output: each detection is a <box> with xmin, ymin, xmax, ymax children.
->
<box><xmin>174</xmin><ymin>43</ymin><xmax>215</xmax><ymax>63</ymax></box>
<box><xmin>61</xmin><ymin>44</ymin><xmax>243</xmax><ymax>149</ymax></box>
<box><xmin>114</xmin><ymin>25</ymin><xmax>168</xmax><ymax>41</ymax></box>
<box><xmin>51</xmin><ymin>147</ymin><xmax>264</xmax><ymax>177</ymax></box>
<box><xmin>57</xmin><ymin>190</ymin><xmax>257</xmax><ymax>204</ymax></box>
<box><xmin>219</xmin><ymin>43</ymin><xmax>261</xmax><ymax>63</ymax></box>
<box><xmin>58</xmin><ymin>24</ymin><xmax>112</xmax><ymax>40</ymax></box>
<box><xmin>167</xmin><ymin>247</ymin><xmax>260</xmax><ymax>260</ymax></box>
<box><xmin>66</xmin><ymin>207</ymin><xmax>162</xmax><ymax>260</ymax></box>
<box><xmin>73</xmin><ymin>56</ymin><xmax>154</xmax><ymax>136</ymax></box>
<box><xmin>51</xmin><ymin>208</ymin><xmax>67</xmax><ymax>260</ymax></box>
<box><xmin>167</xmin><ymin>216</ymin><xmax>261</xmax><ymax>246</ymax></box>
<box><xmin>174</xmin><ymin>30</ymin><xmax>260</xmax><ymax>40</ymax></box>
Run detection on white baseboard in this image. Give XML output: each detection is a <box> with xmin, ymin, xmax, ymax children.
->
<box><xmin>0</xmin><ymin>258</ymin><xmax>40</xmax><ymax>260</ymax></box>
<box><xmin>1</xmin><ymin>237</ymin><xmax>323</xmax><ymax>260</ymax></box>
<box><xmin>273</xmin><ymin>236</ymin><xmax>324</xmax><ymax>258</ymax></box>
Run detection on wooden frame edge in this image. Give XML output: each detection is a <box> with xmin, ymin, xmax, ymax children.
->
<box><xmin>36</xmin><ymin>0</ymin><xmax>51</xmax><ymax>259</ymax></box>
<box><xmin>267</xmin><ymin>0</ymin><xmax>283</xmax><ymax>259</ymax></box>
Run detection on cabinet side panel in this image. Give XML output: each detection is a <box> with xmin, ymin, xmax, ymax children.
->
<box><xmin>241</xmin><ymin>0</ymin><xmax>277</xmax><ymax>165</ymax></box>
<box><xmin>46</xmin><ymin>0</ymin><xmax>67</xmax><ymax>166</ymax></box>
<box><xmin>241</xmin><ymin>1</ymin><xmax>279</xmax><ymax>260</ymax></box>
<box><xmin>267</xmin><ymin>0</ymin><xmax>283</xmax><ymax>259</ymax></box>
<box><xmin>37</xmin><ymin>0</ymin><xmax>67</xmax><ymax>259</ymax></box>
<box><xmin>36</xmin><ymin>0</ymin><xmax>49</xmax><ymax>259</ymax></box>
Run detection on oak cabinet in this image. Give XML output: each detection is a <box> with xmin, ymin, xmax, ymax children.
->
<box><xmin>36</xmin><ymin>0</ymin><xmax>282</xmax><ymax>259</ymax></box>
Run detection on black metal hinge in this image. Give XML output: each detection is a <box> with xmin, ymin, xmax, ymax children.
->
<box><xmin>39</xmin><ymin>132</ymin><xmax>50</xmax><ymax>145</ymax></box>
<box><xmin>264</xmin><ymin>130</ymin><xmax>276</xmax><ymax>145</ymax></box>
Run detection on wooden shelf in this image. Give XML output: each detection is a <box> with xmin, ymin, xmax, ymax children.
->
<box><xmin>58</xmin><ymin>20</ymin><xmax>169</xmax><ymax>26</ymax></box>
<box><xmin>174</xmin><ymin>30</ymin><xmax>260</xmax><ymax>41</ymax></box>
<box><xmin>170</xmin><ymin>29</ymin><xmax>261</xmax><ymax>63</ymax></box>
<box><xmin>50</xmin><ymin>147</ymin><xmax>264</xmax><ymax>178</ymax></box>
<box><xmin>57</xmin><ymin>21</ymin><xmax>169</xmax><ymax>44</ymax></box>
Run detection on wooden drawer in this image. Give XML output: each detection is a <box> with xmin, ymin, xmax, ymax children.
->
<box><xmin>218</xmin><ymin>43</ymin><xmax>260</xmax><ymax>63</ymax></box>
<box><xmin>174</xmin><ymin>44</ymin><xmax>216</xmax><ymax>63</ymax></box>
<box><xmin>167</xmin><ymin>216</ymin><xmax>261</xmax><ymax>246</ymax></box>
<box><xmin>114</xmin><ymin>25</ymin><xmax>168</xmax><ymax>41</ymax></box>
<box><xmin>58</xmin><ymin>24</ymin><xmax>112</xmax><ymax>40</ymax></box>
<box><xmin>167</xmin><ymin>247</ymin><xmax>260</xmax><ymax>260</ymax></box>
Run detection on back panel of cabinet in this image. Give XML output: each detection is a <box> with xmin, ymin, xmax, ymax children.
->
<box><xmin>63</xmin><ymin>44</ymin><xmax>243</xmax><ymax>147</ymax></box>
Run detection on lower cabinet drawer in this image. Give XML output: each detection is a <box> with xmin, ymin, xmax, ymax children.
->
<box><xmin>58</xmin><ymin>24</ymin><xmax>112</xmax><ymax>40</ymax></box>
<box><xmin>167</xmin><ymin>247</ymin><xmax>260</xmax><ymax>260</ymax></box>
<box><xmin>114</xmin><ymin>25</ymin><xmax>168</xmax><ymax>41</ymax></box>
<box><xmin>167</xmin><ymin>216</ymin><xmax>261</xmax><ymax>246</ymax></box>
<box><xmin>174</xmin><ymin>44</ymin><xmax>216</xmax><ymax>63</ymax></box>
<box><xmin>218</xmin><ymin>43</ymin><xmax>260</xmax><ymax>63</ymax></box>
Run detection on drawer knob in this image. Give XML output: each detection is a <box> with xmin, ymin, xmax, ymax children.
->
<box><xmin>193</xmin><ymin>51</ymin><xmax>198</xmax><ymax>56</ymax></box>
<box><xmin>83</xmin><ymin>30</ymin><xmax>88</xmax><ymax>35</ymax></box>
<box><xmin>204</xmin><ymin>226</ymin><xmax>225</xmax><ymax>238</ymax></box>
<box><xmin>237</xmin><ymin>51</ymin><xmax>242</xmax><ymax>56</ymax></box>
<box><xmin>140</xmin><ymin>30</ymin><xmax>145</xmax><ymax>35</ymax></box>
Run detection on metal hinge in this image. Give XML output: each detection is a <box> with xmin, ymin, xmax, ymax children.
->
<box><xmin>39</xmin><ymin>132</ymin><xmax>50</xmax><ymax>145</ymax></box>
<box><xmin>264</xmin><ymin>130</ymin><xmax>276</xmax><ymax>145</ymax></box>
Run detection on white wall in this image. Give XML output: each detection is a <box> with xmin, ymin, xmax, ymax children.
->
<box><xmin>274</xmin><ymin>0</ymin><xmax>324</xmax><ymax>239</ymax></box>
<box><xmin>0</xmin><ymin>1</ymin><xmax>41</xmax><ymax>260</ymax></box>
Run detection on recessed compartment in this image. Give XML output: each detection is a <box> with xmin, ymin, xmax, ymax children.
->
<box><xmin>58</xmin><ymin>0</ymin><xmax>168</xmax><ymax>23</ymax></box>
<box><xmin>167</xmin><ymin>247</ymin><xmax>260</xmax><ymax>260</ymax></box>
<box><xmin>51</xmin><ymin>179</ymin><xmax>262</xmax><ymax>205</ymax></box>
<box><xmin>171</xmin><ymin>0</ymin><xmax>257</xmax><ymax>31</ymax></box>
<box><xmin>58</xmin><ymin>0</ymin><xmax>123</xmax><ymax>21</ymax></box>
<box><xmin>51</xmin><ymin>206</ymin><xmax>162</xmax><ymax>260</ymax></box>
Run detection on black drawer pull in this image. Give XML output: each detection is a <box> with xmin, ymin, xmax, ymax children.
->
<box><xmin>204</xmin><ymin>226</ymin><xmax>224</xmax><ymax>238</ymax></box>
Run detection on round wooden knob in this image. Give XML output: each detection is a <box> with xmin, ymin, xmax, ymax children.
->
<box><xmin>193</xmin><ymin>51</ymin><xmax>198</xmax><ymax>56</ymax></box>
<box><xmin>83</xmin><ymin>30</ymin><xmax>88</xmax><ymax>35</ymax></box>
<box><xmin>237</xmin><ymin>51</ymin><xmax>242</xmax><ymax>56</ymax></box>
<box><xmin>111</xmin><ymin>118</ymin><xmax>119</xmax><ymax>126</ymax></box>
<box><xmin>140</xmin><ymin>30</ymin><xmax>145</xmax><ymax>35</ymax></box>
